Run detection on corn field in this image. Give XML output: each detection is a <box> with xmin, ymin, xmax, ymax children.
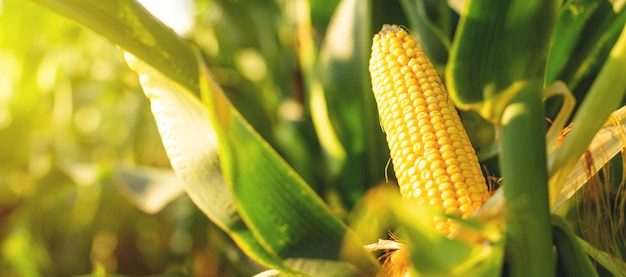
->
<box><xmin>1</xmin><ymin>0</ymin><xmax>626</xmax><ymax>276</ymax></box>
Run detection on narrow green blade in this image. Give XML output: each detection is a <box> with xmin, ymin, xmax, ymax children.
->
<box><xmin>446</xmin><ymin>0</ymin><xmax>557</xmax><ymax>122</ymax></box>
<box><xmin>546</xmin><ymin>0</ymin><xmax>609</xmax><ymax>86</ymax></box>
<box><xmin>551</xmin><ymin>215</ymin><xmax>598</xmax><ymax>277</ymax></box>
<box><xmin>546</xmin><ymin>0</ymin><xmax>626</xmax><ymax>87</ymax></box>
<box><xmin>317</xmin><ymin>0</ymin><xmax>388</xmax><ymax>205</ymax></box>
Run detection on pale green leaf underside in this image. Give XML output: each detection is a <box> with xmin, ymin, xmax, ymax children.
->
<box><xmin>113</xmin><ymin>165</ymin><xmax>185</xmax><ymax>214</ymax></box>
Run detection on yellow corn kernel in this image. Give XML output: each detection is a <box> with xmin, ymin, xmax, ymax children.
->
<box><xmin>369</xmin><ymin>24</ymin><xmax>490</xmax><ymax>235</ymax></box>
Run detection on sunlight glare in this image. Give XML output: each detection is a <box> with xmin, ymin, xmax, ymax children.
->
<box><xmin>137</xmin><ymin>0</ymin><xmax>194</xmax><ymax>35</ymax></box>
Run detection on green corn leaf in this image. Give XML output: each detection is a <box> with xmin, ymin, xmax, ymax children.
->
<box><xmin>392</xmin><ymin>202</ymin><xmax>504</xmax><ymax>276</ymax></box>
<box><xmin>446</xmin><ymin>0</ymin><xmax>557</xmax><ymax>123</ymax></box>
<box><xmin>295</xmin><ymin>0</ymin><xmax>346</xmax><ymax>179</ymax></box>
<box><xmin>545</xmin><ymin>0</ymin><xmax>608</xmax><ymax>86</ymax></box>
<box><xmin>546</xmin><ymin>0</ymin><xmax>626</xmax><ymax>88</ymax></box>
<box><xmin>578</xmin><ymin>237</ymin><xmax>626</xmax><ymax>276</ymax></box>
<box><xmin>551</xmin><ymin>215</ymin><xmax>598</xmax><ymax>277</ymax></box>
<box><xmin>124</xmin><ymin>54</ymin><xmax>300</xmax><ymax>275</ymax></box>
<box><xmin>317</xmin><ymin>0</ymin><xmax>389</xmax><ymax>205</ymax></box>
<box><xmin>197</xmin><ymin>52</ymin><xmax>380</xmax><ymax>276</ymax></box>
<box><xmin>127</xmin><ymin>54</ymin><xmax>371</xmax><ymax>276</ymax></box>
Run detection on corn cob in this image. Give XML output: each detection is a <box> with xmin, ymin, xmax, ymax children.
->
<box><xmin>369</xmin><ymin>24</ymin><xmax>490</xmax><ymax>235</ymax></box>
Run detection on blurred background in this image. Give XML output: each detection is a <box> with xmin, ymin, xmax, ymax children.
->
<box><xmin>0</xmin><ymin>0</ymin><xmax>325</xmax><ymax>275</ymax></box>
<box><xmin>1</xmin><ymin>0</ymin><xmax>414</xmax><ymax>274</ymax></box>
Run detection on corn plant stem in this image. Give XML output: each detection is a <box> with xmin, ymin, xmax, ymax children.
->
<box><xmin>499</xmin><ymin>83</ymin><xmax>554</xmax><ymax>276</ymax></box>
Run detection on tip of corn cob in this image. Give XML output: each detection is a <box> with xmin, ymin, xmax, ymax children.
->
<box><xmin>369</xmin><ymin>24</ymin><xmax>491</xmax><ymax>235</ymax></box>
